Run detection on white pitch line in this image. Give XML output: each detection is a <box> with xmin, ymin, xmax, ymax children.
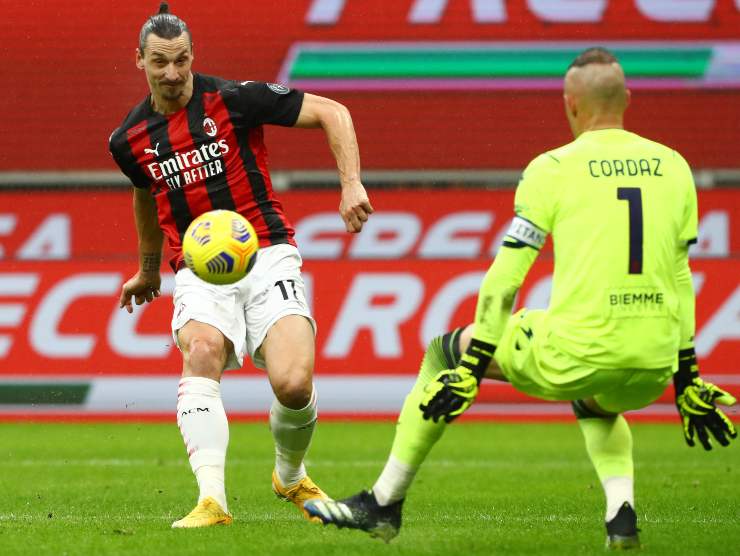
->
<box><xmin>0</xmin><ymin>513</ymin><xmax>736</xmax><ymax>526</ymax></box>
<box><xmin>6</xmin><ymin>458</ymin><xmax>715</xmax><ymax>471</ymax></box>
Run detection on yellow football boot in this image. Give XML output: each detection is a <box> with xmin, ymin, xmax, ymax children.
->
<box><xmin>272</xmin><ymin>470</ymin><xmax>330</xmax><ymax>523</ymax></box>
<box><xmin>171</xmin><ymin>497</ymin><xmax>233</xmax><ymax>529</ymax></box>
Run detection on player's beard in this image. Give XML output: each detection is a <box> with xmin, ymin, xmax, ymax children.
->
<box><xmin>159</xmin><ymin>82</ymin><xmax>184</xmax><ymax>101</ymax></box>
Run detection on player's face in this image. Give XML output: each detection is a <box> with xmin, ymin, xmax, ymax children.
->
<box><xmin>137</xmin><ymin>34</ymin><xmax>193</xmax><ymax>102</ymax></box>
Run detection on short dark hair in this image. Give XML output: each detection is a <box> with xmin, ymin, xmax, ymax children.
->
<box><xmin>568</xmin><ymin>47</ymin><xmax>619</xmax><ymax>70</ymax></box>
<box><xmin>138</xmin><ymin>2</ymin><xmax>191</xmax><ymax>53</ymax></box>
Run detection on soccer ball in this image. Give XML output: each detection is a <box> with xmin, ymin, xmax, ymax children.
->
<box><xmin>182</xmin><ymin>210</ymin><xmax>259</xmax><ymax>285</ymax></box>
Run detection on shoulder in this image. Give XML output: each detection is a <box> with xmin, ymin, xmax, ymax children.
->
<box><xmin>522</xmin><ymin>149</ymin><xmax>565</xmax><ymax>178</ymax></box>
<box><xmin>635</xmin><ymin>134</ymin><xmax>695</xmax><ymax>182</ymax></box>
<box><xmin>626</xmin><ymin>131</ymin><xmax>689</xmax><ymax>163</ymax></box>
<box><xmin>195</xmin><ymin>72</ymin><xmax>236</xmax><ymax>93</ymax></box>
<box><xmin>543</xmin><ymin>136</ymin><xmax>585</xmax><ymax>163</ymax></box>
<box><xmin>108</xmin><ymin>98</ymin><xmax>150</xmax><ymax>153</ymax></box>
<box><xmin>668</xmin><ymin>148</ymin><xmax>692</xmax><ymax>173</ymax></box>
<box><xmin>196</xmin><ymin>73</ymin><xmax>271</xmax><ymax>95</ymax></box>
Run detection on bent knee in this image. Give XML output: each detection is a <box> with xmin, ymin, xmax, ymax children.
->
<box><xmin>572</xmin><ymin>398</ymin><xmax>619</xmax><ymax>419</ymax></box>
<box><xmin>182</xmin><ymin>333</ymin><xmax>229</xmax><ymax>378</ymax></box>
<box><xmin>271</xmin><ymin>371</ymin><xmax>313</xmax><ymax>409</ymax></box>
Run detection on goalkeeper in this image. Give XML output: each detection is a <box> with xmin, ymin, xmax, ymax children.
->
<box><xmin>305</xmin><ymin>47</ymin><xmax>736</xmax><ymax>549</ymax></box>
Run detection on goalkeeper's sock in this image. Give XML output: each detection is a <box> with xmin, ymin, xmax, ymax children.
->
<box><xmin>603</xmin><ymin>477</ymin><xmax>634</xmax><ymax>522</ymax></box>
<box><xmin>269</xmin><ymin>387</ymin><xmax>317</xmax><ymax>487</ymax></box>
<box><xmin>373</xmin><ymin>455</ymin><xmax>416</xmax><ymax>506</ymax></box>
<box><xmin>177</xmin><ymin>377</ymin><xmax>229</xmax><ymax>512</ymax></box>
<box><xmin>373</xmin><ymin>328</ymin><xmax>463</xmax><ymax>506</ymax></box>
<box><xmin>576</xmin><ymin>414</ymin><xmax>634</xmax><ymax>522</ymax></box>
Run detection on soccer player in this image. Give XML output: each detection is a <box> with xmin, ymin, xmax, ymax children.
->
<box><xmin>109</xmin><ymin>3</ymin><xmax>373</xmax><ymax>528</ymax></box>
<box><xmin>305</xmin><ymin>48</ymin><xmax>737</xmax><ymax>548</ymax></box>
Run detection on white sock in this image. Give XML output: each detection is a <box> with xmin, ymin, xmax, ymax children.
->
<box><xmin>372</xmin><ymin>455</ymin><xmax>417</xmax><ymax>506</ymax></box>
<box><xmin>177</xmin><ymin>377</ymin><xmax>229</xmax><ymax>512</ymax></box>
<box><xmin>603</xmin><ymin>476</ymin><xmax>634</xmax><ymax>521</ymax></box>
<box><xmin>269</xmin><ymin>388</ymin><xmax>317</xmax><ymax>487</ymax></box>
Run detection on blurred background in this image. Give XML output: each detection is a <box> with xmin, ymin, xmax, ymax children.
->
<box><xmin>1</xmin><ymin>0</ymin><xmax>738</xmax><ymax>420</ymax></box>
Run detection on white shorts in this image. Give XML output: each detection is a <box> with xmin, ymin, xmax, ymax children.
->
<box><xmin>171</xmin><ymin>243</ymin><xmax>315</xmax><ymax>370</ymax></box>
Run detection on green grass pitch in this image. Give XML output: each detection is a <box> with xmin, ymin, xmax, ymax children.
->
<box><xmin>1</xmin><ymin>421</ymin><xmax>737</xmax><ymax>555</ymax></box>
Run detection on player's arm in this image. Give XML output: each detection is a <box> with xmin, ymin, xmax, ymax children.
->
<box><xmin>294</xmin><ymin>93</ymin><xmax>373</xmax><ymax>233</ymax></box>
<box><xmin>671</xmin><ymin>158</ymin><xmax>736</xmax><ymax>449</ymax></box>
<box><xmin>420</xmin><ymin>155</ymin><xmax>555</xmax><ymax>422</ymax></box>
<box><xmin>673</xmin><ymin>241</ymin><xmax>736</xmax><ymax>449</ymax></box>
<box><xmin>119</xmin><ymin>187</ymin><xmax>164</xmax><ymax>313</ymax></box>
<box><xmin>419</xmin><ymin>223</ymin><xmax>543</xmax><ymax>422</ymax></box>
<box><xmin>473</xmin><ymin>219</ymin><xmax>545</xmax><ymax>343</ymax></box>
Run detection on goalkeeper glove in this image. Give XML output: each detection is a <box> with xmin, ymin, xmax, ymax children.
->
<box><xmin>674</xmin><ymin>348</ymin><xmax>737</xmax><ymax>450</ymax></box>
<box><xmin>419</xmin><ymin>338</ymin><xmax>495</xmax><ymax>423</ymax></box>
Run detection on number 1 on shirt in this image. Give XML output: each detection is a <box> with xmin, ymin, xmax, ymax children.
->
<box><xmin>617</xmin><ymin>187</ymin><xmax>643</xmax><ymax>274</ymax></box>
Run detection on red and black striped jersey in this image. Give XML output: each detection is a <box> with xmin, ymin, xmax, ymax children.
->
<box><xmin>109</xmin><ymin>73</ymin><xmax>303</xmax><ymax>270</ymax></box>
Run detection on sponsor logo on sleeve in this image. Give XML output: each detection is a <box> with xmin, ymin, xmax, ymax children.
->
<box><xmin>267</xmin><ymin>83</ymin><xmax>290</xmax><ymax>94</ymax></box>
<box><xmin>506</xmin><ymin>216</ymin><xmax>546</xmax><ymax>249</ymax></box>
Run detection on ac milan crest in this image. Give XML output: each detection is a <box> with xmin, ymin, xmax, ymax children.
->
<box><xmin>203</xmin><ymin>117</ymin><xmax>217</xmax><ymax>137</ymax></box>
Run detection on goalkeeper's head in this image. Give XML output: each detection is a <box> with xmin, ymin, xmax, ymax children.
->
<box><xmin>563</xmin><ymin>47</ymin><xmax>631</xmax><ymax>139</ymax></box>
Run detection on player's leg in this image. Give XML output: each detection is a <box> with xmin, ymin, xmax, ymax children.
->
<box><xmin>371</xmin><ymin>326</ymin><xmax>503</xmax><ymax>505</ymax></box>
<box><xmin>307</xmin><ymin>325</ymin><xmax>497</xmax><ymax>541</ymax></box>
<box><xmin>491</xmin><ymin>308</ymin><xmax>635</xmax><ymax>513</ymax></box>
<box><xmin>571</xmin><ymin>399</ymin><xmax>638</xmax><ymax>549</ymax></box>
<box><xmin>245</xmin><ymin>245</ymin><xmax>327</xmax><ymax>520</ymax></box>
<box><xmin>372</xmin><ymin>326</ymin><xmax>470</xmax><ymax>505</ymax></box>
<box><xmin>176</xmin><ymin>322</ymin><xmax>230</xmax><ymax>500</ymax></box>
<box><xmin>492</xmin><ymin>308</ymin><xmax>640</xmax><ymax>547</ymax></box>
<box><xmin>170</xmin><ymin>270</ymin><xmax>246</xmax><ymax>528</ymax></box>
<box><xmin>261</xmin><ymin>315</ymin><xmax>324</xmax><ymax>499</ymax></box>
<box><xmin>577</xmin><ymin>367</ymin><xmax>673</xmax><ymax>549</ymax></box>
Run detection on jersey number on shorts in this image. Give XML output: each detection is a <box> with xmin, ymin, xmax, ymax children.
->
<box><xmin>275</xmin><ymin>279</ymin><xmax>298</xmax><ymax>300</ymax></box>
<box><xmin>617</xmin><ymin>187</ymin><xmax>643</xmax><ymax>274</ymax></box>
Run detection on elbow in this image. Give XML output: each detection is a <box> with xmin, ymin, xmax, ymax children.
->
<box><xmin>322</xmin><ymin>99</ymin><xmax>352</xmax><ymax>130</ymax></box>
<box><xmin>327</xmin><ymin>98</ymin><xmax>350</xmax><ymax>115</ymax></box>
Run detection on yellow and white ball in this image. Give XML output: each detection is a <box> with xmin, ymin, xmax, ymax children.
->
<box><xmin>182</xmin><ymin>210</ymin><xmax>259</xmax><ymax>285</ymax></box>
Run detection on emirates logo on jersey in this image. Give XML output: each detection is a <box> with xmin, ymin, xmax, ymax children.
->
<box><xmin>203</xmin><ymin>117</ymin><xmax>218</xmax><ymax>137</ymax></box>
<box><xmin>145</xmin><ymin>139</ymin><xmax>230</xmax><ymax>190</ymax></box>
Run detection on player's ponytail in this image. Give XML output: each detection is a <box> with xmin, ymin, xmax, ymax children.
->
<box><xmin>139</xmin><ymin>2</ymin><xmax>191</xmax><ymax>53</ymax></box>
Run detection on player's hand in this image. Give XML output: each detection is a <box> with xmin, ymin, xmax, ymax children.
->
<box><xmin>339</xmin><ymin>182</ymin><xmax>373</xmax><ymax>233</ymax></box>
<box><xmin>419</xmin><ymin>368</ymin><xmax>479</xmax><ymax>423</ymax></box>
<box><xmin>675</xmin><ymin>378</ymin><xmax>737</xmax><ymax>450</ymax></box>
<box><xmin>119</xmin><ymin>272</ymin><xmax>161</xmax><ymax>314</ymax></box>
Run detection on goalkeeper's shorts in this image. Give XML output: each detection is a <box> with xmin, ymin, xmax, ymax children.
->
<box><xmin>494</xmin><ymin>309</ymin><xmax>673</xmax><ymax>413</ymax></box>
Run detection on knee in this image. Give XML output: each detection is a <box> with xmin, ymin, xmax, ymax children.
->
<box><xmin>184</xmin><ymin>334</ymin><xmax>227</xmax><ymax>378</ymax></box>
<box><xmin>572</xmin><ymin>398</ymin><xmax>618</xmax><ymax>419</ymax></box>
<box><xmin>272</xmin><ymin>366</ymin><xmax>313</xmax><ymax>409</ymax></box>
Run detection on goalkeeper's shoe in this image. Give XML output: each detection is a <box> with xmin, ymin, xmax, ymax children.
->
<box><xmin>304</xmin><ymin>490</ymin><xmax>403</xmax><ymax>543</ymax></box>
<box><xmin>605</xmin><ymin>502</ymin><xmax>641</xmax><ymax>550</ymax></box>
<box><xmin>171</xmin><ymin>497</ymin><xmax>233</xmax><ymax>529</ymax></box>
<box><xmin>272</xmin><ymin>470</ymin><xmax>330</xmax><ymax>523</ymax></box>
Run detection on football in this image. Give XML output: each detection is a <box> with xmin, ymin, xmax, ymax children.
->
<box><xmin>182</xmin><ymin>210</ymin><xmax>259</xmax><ymax>285</ymax></box>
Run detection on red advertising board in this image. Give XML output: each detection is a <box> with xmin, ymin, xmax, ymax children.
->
<box><xmin>2</xmin><ymin>1</ymin><xmax>740</xmax><ymax>171</ymax></box>
<box><xmin>0</xmin><ymin>190</ymin><xmax>738</xmax><ymax>260</ymax></box>
<box><xmin>1</xmin><ymin>190</ymin><xmax>739</xmax><ymax>380</ymax></box>
<box><xmin>0</xmin><ymin>258</ymin><xmax>738</xmax><ymax>378</ymax></box>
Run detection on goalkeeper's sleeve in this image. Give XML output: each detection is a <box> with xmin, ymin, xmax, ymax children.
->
<box><xmin>419</xmin><ymin>221</ymin><xmax>543</xmax><ymax>423</ymax></box>
<box><xmin>472</xmin><ymin>217</ymin><xmax>543</xmax><ymax>347</ymax></box>
<box><xmin>675</xmin><ymin>244</ymin><xmax>695</xmax><ymax>353</ymax></box>
<box><xmin>673</xmin><ymin>242</ymin><xmax>699</xmax><ymax>397</ymax></box>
